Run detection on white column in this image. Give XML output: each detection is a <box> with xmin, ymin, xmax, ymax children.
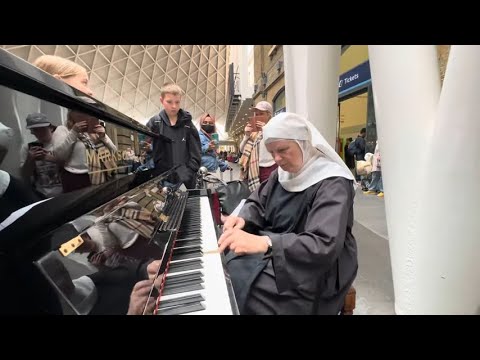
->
<box><xmin>283</xmin><ymin>45</ymin><xmax>340</xmax><ymax>147</ymax></box>
<box><xmin>368</xmin><ymin>45</ymin><xmax>441</xmax><ymax>314</ymax></box>
<box><xmin>412</xmin><ymin>45</ymin><xmax>480</xmax><ymax>314</ymax></box>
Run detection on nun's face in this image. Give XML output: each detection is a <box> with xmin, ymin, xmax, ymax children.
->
<box><xmin>266</xmin><ymin>140</ymin><xmax>303</xmax><ymax>173</ymax></box>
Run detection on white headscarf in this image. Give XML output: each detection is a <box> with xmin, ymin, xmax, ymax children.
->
<box><xmin>262</xmin><ymin>112</ymin><xmax>355</xmax><ymax>192</ymax></box>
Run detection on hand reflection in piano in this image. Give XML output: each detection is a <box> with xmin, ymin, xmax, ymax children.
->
<box><xmin>127</xmin><ymin>276</ymin><xmax>162</xmax><ymax>315</ymax></box>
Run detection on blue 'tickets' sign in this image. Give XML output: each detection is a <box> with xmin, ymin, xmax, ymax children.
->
<box><xmin>338</xmin><ymin>60</ymin><xmax>371</xmax><ymax>97</ymax></box>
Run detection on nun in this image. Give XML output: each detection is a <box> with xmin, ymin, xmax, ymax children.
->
<box><xmin>218</xmin><ymin>112</ymin><xmax>358</xmax><ymax>315</ymax></box>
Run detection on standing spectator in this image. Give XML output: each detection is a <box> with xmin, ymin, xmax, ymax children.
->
<box><xmin>146</xmin><ymin>83</ymin><xmax>201</xmax><ymax>189</ymax></box>
<box><xmin>344</xmin><ymin>137</ymin><xmax>355</xmax><ymax>174</ymax></box>
<box><xmin>33</xmin><ymin>55</ymin><xmax>94</xmax><ymax>97</ymax></box>
<box><xmin>54</xmin><ymin>107</ymin><xmax>117</xmax><ymax>192</ymax></box>
<box><xmin>20</xmin><ymin>113</ymin><xmax>67</xmax><ymax>198</ymax></box>
<box><xmin>198</xmin><ymin>113</ymin><xmax>229</xmax><ymax>173</ymax></box>
<box><xmin>350</xmin><ymin>128</ymin><xmax>367</xmax><ymax>190</ymax></box>
<box><xmin>239</xmin><ymin>101</ymin><xmax>276</xmax><ymax>191</ymax></box>
<box><xmin>1</xmin><ymin>122</ymin><xmax>40</xmax><ymax>223</ymax></box>
<box><xmin>364</xmin><ymin>140</ymin><xmax>384</xmax><ymax>197</ymax></box>
<box><xmin>33</xmin><ymin>55</ymin><xmax>117</xmax><ymax>192</ymax></box>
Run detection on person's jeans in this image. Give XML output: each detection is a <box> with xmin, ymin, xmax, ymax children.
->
<box><xmin>368</xmin><ymin>171</ymin><xmax>383</xmax><ymax>192</ymax></box>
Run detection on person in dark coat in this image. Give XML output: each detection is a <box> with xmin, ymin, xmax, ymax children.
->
<box><xmin>344</xmin><ymin>137</ymin><xmax>355</xmax><ymax>171</ymax></box>
<box><xmin>218</xmin><ymin>112</ymin><xmax>358</xmax><ymax>315</ymax></box>
<box><xmin>146</xmin><ymin>83</ymin><xmax>201</xmax><ymax>189</ymax></box>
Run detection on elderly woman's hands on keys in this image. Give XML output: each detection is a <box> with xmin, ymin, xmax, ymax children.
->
<box><xmin>218</xmin><ymin>216</ymin><xmax>269</xmax><ymax>255</ymax></box>
<box><xmin>222</xmin><ymin>216</ymin><xmax>245</xmax><ymax>232</ymax></box>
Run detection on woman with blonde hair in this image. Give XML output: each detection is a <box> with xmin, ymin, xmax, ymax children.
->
<box><xmin>33</xmin><ymin>55</ymin><xmax>94</xmax><ymax>96</ymax></box>
<box><xmin>33</xmin><ymin>55</ymin><xmax>116</xmax><ymax>192</ymax></box>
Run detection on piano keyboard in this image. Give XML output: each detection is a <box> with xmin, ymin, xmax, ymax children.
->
<box><xmin>156</xmin><ymin>195</ymin><xmax>236</xmax><ymax>315</ymax></box>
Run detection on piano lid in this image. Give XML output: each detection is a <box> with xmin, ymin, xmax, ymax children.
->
<box><xmin>0</xmin><ymin>49</ymin><xmax>175</xmax><ymax>251</ymax></box>
<box><xmin>0</xmin><ymin>48</ymin><xmax>170</xmax><ymax>142</ymax></box>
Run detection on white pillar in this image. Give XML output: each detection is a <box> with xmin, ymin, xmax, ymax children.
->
<box><xmin>283</xmin><ymin>45</ymin><xmax>340</xmax><ymax>147</ymax></box>
<box><xmin>412</xmin><ymin>45</ymin><xmax>480</xmax><ymax>314</ymax></box>
<box><xmin>368</xmin><ymin>45</ymin><xmax>441</xmax><ymax>314</ymax></box>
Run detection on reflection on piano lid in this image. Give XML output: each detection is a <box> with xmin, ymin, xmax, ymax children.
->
<box><xmin>0</xmin><ymin>47</ymin><xmax>177</xmax><ymax>253</ymax></box>
<box><xmin>0</xmin><ymin>48</ymin><xmax>168</xmax><ymax>140</ymax></box>
<box><xmin>0</xmin><ymin>165</ymin><xmax>181</xmax><ymax>256</ymax></box>
<box><xmin>30</xmin><ymin>169</ymin><xmax>238</xmax><ymax>315</ymax></box>
<box><xmin>0</xmin><ymin>49</ymin><xmax>238</xmax><ymax>315</ymax></box>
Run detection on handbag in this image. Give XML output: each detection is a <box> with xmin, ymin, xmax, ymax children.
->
<box><xmin>215</xmin><ymin>180</ymin><xmax>251</xmax><ymax>215</ymax></box>
<box><xmin>356</xmin><ymin>160</ymin><xmax>372</xmax><ymax>176</ymax></box>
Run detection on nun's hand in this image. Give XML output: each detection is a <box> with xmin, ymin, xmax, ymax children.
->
<box><xmin>222</xmin><ymin>216</ymin><xmax>245</xmax><ymax>232</ymax></box>
<box><xmin>217</xmin><ymin>229</ymin><xmax>268</xmax><ymax>255</ymax></box>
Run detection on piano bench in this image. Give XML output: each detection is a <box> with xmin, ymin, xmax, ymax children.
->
<box><xmin>340</xmin><ymin>286</ymin><xmax>356</xmax><ymax>315</ymax></box>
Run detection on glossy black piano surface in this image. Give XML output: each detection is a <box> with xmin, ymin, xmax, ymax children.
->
<box><xmin>0</xmin><ymin>48</ymin><xmax>237</xmax><ymax>315</ymax></box>
<box><xmin>7</xmin><ymin>173</ymin><xmax>238</xmax><ymax>315</ymax></box>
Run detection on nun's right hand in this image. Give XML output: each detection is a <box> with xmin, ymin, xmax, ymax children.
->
<box><xmin>222</xmin><ymin>216</ymin><xmax>245</xmax><ymax>232</ymax></box>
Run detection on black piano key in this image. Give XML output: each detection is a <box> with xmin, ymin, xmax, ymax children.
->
<box><xmin>171</xmin><ymin>250</ymin><xmax>203</xmax><ymax>260</ymax></box>
<box><xmin>158</xmin><ymin>294</ymin><xmax>205</xmax><ymax>309</ymax></box>
<box><xmin>185</xmin><ymin>214</ymin><xmax>201</xmax><ymax>218</ymax></box>
<box><xmin>182</xmin><ymin>213</ymin><xmax>200</xmax><ymax>218</ymax></box>
<box><xmin>164</xmin><ymin>274</ymin><xmax>203</xmax><ymax>287</ymax></box>
<box><xmin>168</xmin><ymin>259</ymin><xmax>203</xmax><ymax>273</ymax></box>
<box><xmin>181</xmin><ymin>229</ymin><xmax>201</xmax><ymax>232</ymax></box>
<box><xmin>173</xmin><ymin>239</ymin><xmax>202</xmax><ymax>248</ymax></box>
<box><xmin>175</xmin><ymin>235</ymin><xmax>202</xmax><ymax>241</ymax></box>
<box><xmin>172</xmin><ymin>245</ymin><xmax>202</xmax><ymax>254</ymax></box>
<box><xmin>178</xmin><ymin>230</ymin><xmax>202</xmax><ymax>237</ymax></box>
<box><xmin>181</xmin><ymin>223</ymin><xmax>201</xmax><ymax>227</ymax></box>
<box><xmin>183</xmin><ymin>224</ymin><xmax>200</xmax><ymax>228</ymax></box>
<box><xmin>157</xmin><ymin>302</ymin><xmax>206</xmax><ymax>315</ymax></box>
<box><xmin>165</xmin><ymin>271</ymin><xmax>203</xmax><ymax>284</ymax></box>
<box><xmin>162</xmin><ymin>283</ymin><xmax>204</xmax><ymax>296</ymax></box>
<box><xmin>179</xmin><ymin>226</ymin><xmax>201</xmax><ymax>230</ymax></box>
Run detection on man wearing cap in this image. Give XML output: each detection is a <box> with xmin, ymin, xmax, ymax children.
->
<box><xmin>20</xmin><ymin>113</ymin><xmax>69</xmax><ymax>198</ymax></box>
<box><xmin>239</xmin><ymin>101</ymin><xmax>277</xmax><ymax>191</ymax></box>
<box><xmin>1</xmin><ymin>122</ymin><xmax>42</xmax><ymax>223</ymax></box>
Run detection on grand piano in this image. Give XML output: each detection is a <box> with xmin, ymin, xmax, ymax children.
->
<box><xmin>0</xmin><ymin>48</ymin><xmax>238</xmax><ymax>315</ymax></box>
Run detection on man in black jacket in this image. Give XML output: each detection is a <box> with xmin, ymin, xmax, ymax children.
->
<box><xmin>146</xmin><ymin>83</ymin><xmax>201</xmax><ymax>189</ymax></box>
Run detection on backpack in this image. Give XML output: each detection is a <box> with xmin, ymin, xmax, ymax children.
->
<box><xmin>347</xmin><ymin>139</ymin><xmax>359</xmax><ymax>156</ymax></box>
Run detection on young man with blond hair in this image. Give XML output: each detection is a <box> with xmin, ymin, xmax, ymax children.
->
<box><xmin>146</xmin><ymin>83</ymin><xmax>201</xmax><ymax>189</ymax></box>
